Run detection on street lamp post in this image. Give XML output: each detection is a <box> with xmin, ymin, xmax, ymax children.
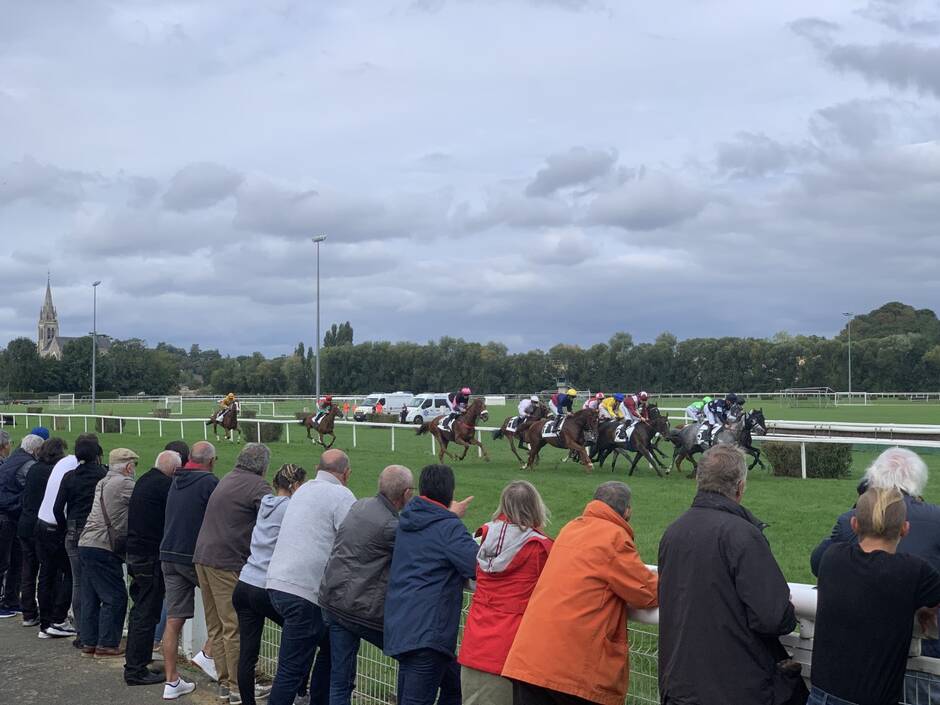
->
<box><xmin>92</xmin><ymin>281</ymin><xmax>101</xmax><ymax>413</ymax></box>
<box><xmin>842</xmin><ymin>311</ymin><xmax>854</xmax><ymax>396</ymax></box>
<box><xmin>312</xmin><ymin>236</ymin><xmax>327</xmax><ymax>401</ymax></box>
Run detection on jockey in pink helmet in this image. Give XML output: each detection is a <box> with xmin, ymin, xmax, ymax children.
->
<box><xmin>446</xmin><ymin>387</ymin><xmax>472</xmax><ymax>425</ymax></box>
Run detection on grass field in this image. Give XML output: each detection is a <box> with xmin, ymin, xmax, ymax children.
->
<box><xmin>5</xmin><ymin>397</ymin><xmax>940</xmax><ymax>585</ymax></box>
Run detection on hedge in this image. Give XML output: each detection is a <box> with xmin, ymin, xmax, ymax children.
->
<box><xmin>764</xmin><ymin>441</ymin><xmax>853</xmax><ymax>479</ymax></box>
<box><xmin>239</xmin><ymin>420</ymin><xmax>284</xmax><ymax>443</ymax></box>
<box><xmin>95</xmin><ymin>416</ymin><xmax>124</xmax><ymax>433</ymax></box>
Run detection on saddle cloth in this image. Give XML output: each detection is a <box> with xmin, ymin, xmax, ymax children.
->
<box><xmin>441</xmin><ymin>416</ymin><xmax>456</xmax><ymax>433</ymax></box>
<box><xmin>507</xmin><ymin>416</ymin><xmax>522</xmax><ymax>432</ymax></box>
<box><xmin>542</xmin><ymin>416</ymin><xmax>567</xmax><ymax>439</ymax></box>
<box><xmin>614</xmin><ymin>422</ymin><xmax>635</xmax><ymax>444</ymax></box>
<box><xmin>314</xmin><ymin>411</ymin><xmax>326</xmax><ymax>425</ymax></box>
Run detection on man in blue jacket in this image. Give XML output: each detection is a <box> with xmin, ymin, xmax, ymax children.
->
<box><xmin>384</xmin><ymin>464</ymin><xmax>476</xmax><ymax>705</ymax></box>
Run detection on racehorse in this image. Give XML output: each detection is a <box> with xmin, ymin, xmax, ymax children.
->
<box><xmin>522</xmin><ymin>407</ymin><xmax>599</xmax><ymax>473</ymax></box>
<box><xmin>594</xmin><ymin>405</ymin><xmax>671</xmax><ymax>476</ymax></box>
<box><xmin>416</xmin><ymin>397</ymin><xmax>490</xmax><ymax>463</ymax></box>
<box><xmin>301</xmin><ymin>406</ymin><xmax>341</xmax><ymax>449</ymax></box>
<box><xmin>206</xmin><ymin>400</ymin><xmax>240</xmax><ymax>443</ymax></box>
<box><xmin>492</xmin><ymin>402</ymin><xmax>550</xmax><ymax>463</ymax></box>
<box><xmin>667</xmin><ymin>407</ymin><xmax>767</xmax><ymax>476</ymax></box>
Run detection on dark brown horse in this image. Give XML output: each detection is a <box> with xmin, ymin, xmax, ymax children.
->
<box><xmin>416</xmin><ymin>397</ymin><xmax>490</xmax><ymax>463</ymax></box>
<box><xmin>492</xmin><ymin>402</ymin><xmax>550</xmax><ymax>462</ymax></box>
<box><xmin>301</xmin><ymin>406</ymin><xmax>341</xmax><ymax>448</ymax></box>
<box><xmin>206</xmin><ymin>400</ymin><xmax>240</xmax><ymax>442</ymax></box>
<box><xmin>522</xmin><ymin>407</ymin><xmax>599</xmax><ymax>472</ymax></box>
<box><xmin>593</xmin><ymin>408</ymin><xmax>670</xmax><ymax>476</ymax></box>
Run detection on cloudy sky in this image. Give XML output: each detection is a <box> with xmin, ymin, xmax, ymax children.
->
<box><xmin>2</xmin><ymin>0</ymin><xmax>940</xmax><ymax>356</ymax></box>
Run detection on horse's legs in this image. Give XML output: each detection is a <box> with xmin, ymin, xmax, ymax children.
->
<box><xmin>507</xmin><ymin>434</ymin><xmax>524</xmax><ymax>463</ymax></box>
<box><xmin>523</xmin><ymin>440</ymin><xmax>542</xmax><ymax>470</ymax></box>
<box><xmin>324</xmin><ymin>432</ymin><xmax>335</xmax><ymax>450</ymax></box>
<box><xmin>469</xmin><ymin>436</ymin><xmax>490</xmax><ymax>463</ymax></box>
<box><xmin>568</xmin><ymin>442</ymin><xmax>593</xmax><ymax>472</ymax></box>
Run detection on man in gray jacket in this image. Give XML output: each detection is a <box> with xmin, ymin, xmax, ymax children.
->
<box><xmin>319</xmin><ymin>465</ymin><xmax>414</xmax><ymax>705</ymax></box>
<box><xmin>77</xmin><ymin>447</ymin><xmax>138</xmax><ymax>657</ymax></box>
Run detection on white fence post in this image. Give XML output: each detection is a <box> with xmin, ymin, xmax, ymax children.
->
<box><xmin>83</xmin><ymin>417</ymin><xmax>87</xmax><ymax>432</ymax></box>
<box><xmin>137</xmin><ymin>419</ymin><xmax>141</xmax><ymax>437</ymax></box>
<box><xmin>180</xmin><ymin>420</ymin><xmax>185</xmax><ymax>439</ymax></box>
<box><xmin>477</xmin><ymin>430</ymin><xmax>482</xmax><ymax>457</ymax></box>
<box><xmin>68</xmin><ymin>417</ymin><xmax>72</xmax><ymax>433</ymax></box>
<box><xmin>391</xmin><ymin>426</ymin><xmax>395</xmax><ymax>452</ymax></box>
<box><xmin>800</xmin><ymin>442</ymin><xmax>807</xmax><ymax>480</ymax></box>
<box><xmin>431</xmin><ymin>435</ymin><xmax>436</xmax><ymax>456</ymax></box>
<box><xmin>203</xmin><ymin>423</ymin><xmax>207</xmax><ymax>440</ymax></box>
<box><xmin>352</xmin><ymin>424</ymin><xmax>357</xmax><ymax>448</ymax></box>
<box><xmin>286</xmin><ymin>423</ymin><xmax>290</xmax><ymax>444</ymax></box>
<box><xmin>159</xmin><ymin>420</ymin><xmax>163</xmax><ymax>438</ymax></box>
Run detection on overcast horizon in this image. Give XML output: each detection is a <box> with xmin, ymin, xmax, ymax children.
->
<box><xmin>3</xmin><ymin>0</ymin><xmax>940</xmax><ymax>356</ymax></box>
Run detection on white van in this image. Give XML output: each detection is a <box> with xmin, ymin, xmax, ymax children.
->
<box><xmin>353</xmin><ymin>392</ymin><xmax>415</xmax><ymax>421</ymax></box>
<box><xmin>405</xmin><ymin>393</ymin><xmax>452</xmax><ymax>425</ymax></box>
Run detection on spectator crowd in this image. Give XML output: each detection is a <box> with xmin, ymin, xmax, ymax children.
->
<box><xmin>0</xmin><ymin>424</ymin><xmax>938</xmax><ymax>705</ymax></box>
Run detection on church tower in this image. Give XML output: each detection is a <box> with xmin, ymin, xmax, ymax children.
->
<box><xmin>37</xmin><ymin>275</ymin><xmax>61</xmax><ymax>359</ymax></box>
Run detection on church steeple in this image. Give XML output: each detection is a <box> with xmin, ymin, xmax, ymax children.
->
<box><xmin>37</xmin><ymin>274</ymin><xmax>61</xmax><ymax>359</ymax></box>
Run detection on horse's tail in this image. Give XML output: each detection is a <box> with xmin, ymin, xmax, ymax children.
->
<box><xmin>298</xmin><ymin>416</ymin><xmax>307</xmax><ymax>426</ymax></box>
<box><xmin>492</xmin><ymin>428</ymin><xmax>504</xmax><ymax>440</ymax></box>
<box><xmin>416</xmin><ymin>422</ymin><xmax>430</xmax><ymax>436</ymax></box>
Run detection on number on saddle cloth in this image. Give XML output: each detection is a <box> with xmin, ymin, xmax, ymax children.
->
<box><xmin>614</xmin><ymin>421</ymin><xmax>636</xmax><ymax>446</ymax></box>
<box><xmin>542</xmin><ymin>416</ymin><xmax>565</xmax><ymax>438</ymax></box>
<box><xmin>314</xmin><ymin>411</ymin><xmax>326</xmax><ymax>425</ymax></box>
<box><xmin>508</xmin><ymin>416</ymin><xmax>521</xmax><ymax>432</ymax></box>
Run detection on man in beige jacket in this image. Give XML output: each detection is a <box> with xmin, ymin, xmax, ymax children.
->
<box><xmin>77</xmin><ymin>448</ymin><xmax>138</xmax><ymax>657</ymax></box>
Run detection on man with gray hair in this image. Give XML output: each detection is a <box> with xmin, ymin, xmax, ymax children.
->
<box><xmin>194</xmin><ymin>443</ymin><xmax>272</xmax><ymax>703</ymax></box>
<box><xmin>811</xmin><ymin>447</ymin><xmax>940</xmax><ymax>663</ymax></box>
<box><xmin>0</xmin><ymin>434</ymin><xmax>42</xmax><ymax>617</ymax></box>
<box><xmin>658</xmin><ymin>445</ymin><xmax>797</xmax><ymax>705</ymax></box>
<box><xmin>319</xmin><ymin>464</ymin><xmax>414</xmax><ymax>705</ymax></box>
<box><xmin>266</xmin><ymin>449</ymin><xmax>356</xmax><ymax>705</ymax></box>
<box><xmin>123</xmin><ymin>449</ymin><xmax>182</xmax><ymax>686</ymax></box>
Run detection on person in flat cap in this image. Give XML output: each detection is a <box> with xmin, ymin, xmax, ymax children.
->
<box><xmin>77</xmin><ymin>447</ymin><xmax>139</xmax><ymax>657</ymax></box>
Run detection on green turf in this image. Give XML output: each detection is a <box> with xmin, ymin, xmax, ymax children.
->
<box><xmin>5</xmin><ymin>405</ymin><xmax>940</xmax><ymax>586</ymax></box>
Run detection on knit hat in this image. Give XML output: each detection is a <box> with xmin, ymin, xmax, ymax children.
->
<box><xmin>30</xmin><ymin>427</ymin><xmax>50</xmax><ymax>440</ymax></box>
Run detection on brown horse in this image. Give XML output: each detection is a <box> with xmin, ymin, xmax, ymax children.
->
<box><xmin>491</xmin><ymin>402</ymin><xmax>550</xmax><ymax>462</ymax></box>
<box><xmin>301</xmin><ymin>406</ymin><xmax>341</xmax><ymax>448</ymax></box>
<box><xmin>416</xmin><ymin>397</ymin><xmax>490</xmax><ymax>463</ymax></box>
<box><xmin>522</xmin><ymin>407</ymin><xmax>599</xmax><ymax>472</ymax></box>
<box><xmin>206</xmin><ymin>400</ymin><xmax>240</xmax><ymax>442</ymax></box>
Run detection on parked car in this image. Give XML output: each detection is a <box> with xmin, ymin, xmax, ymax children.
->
<box><xmin>353</xmin><ymin>392</ymin><xmax>414</xmax><ymax>421</ymax></box>
<box><xmin>405</xmin><ymin>393</ymin><xmax>452</xmax><ymax>425</ymax></box>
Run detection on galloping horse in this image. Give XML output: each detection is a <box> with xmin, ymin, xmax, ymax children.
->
<box><xmin>522</xmin><ymin>407</ymin><xmax>599</xmax><ymax>472</ymax></box>
<box><xmin>594</xmin><ymin>405</ymin><xmax>671</xmax><ymax>476</ymax></box>
<box><xmin>667</xmin><ymin>407</ymin><xmax>767</xmax><ymax>475</ymax></box>
<box><xmin>206</xmin><ymin>400</ymin><xmax>240</xmax><ymax>443</ymax></box>
<box><xmin>416</xmin><ymin>397</ymin><xmax>490</xmax><ymax>463</ymax></box>
<box><xmin>301</xmin><ymin>406</ymin><xmax>341</xmax><ymax>448</ymax></box>
<box><xmin>492</xmin><ymin>402</ymin><xmax>550</xmax><ymax>462</ymax></box>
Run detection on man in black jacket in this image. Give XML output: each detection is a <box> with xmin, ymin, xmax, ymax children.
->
<box><xmin>0</xmin><ymin>434</ymin><xmax>43</xmax><ymax>617</ymax></box>
<box><xmin>658</xmin><ymin>445</ymin><xmax>797</xmax><ymax>705</ymax></box>
<box><xmin>123</xmin><ymin>449</ymin><xmax>182</xmax><ymax>686</ymax></box>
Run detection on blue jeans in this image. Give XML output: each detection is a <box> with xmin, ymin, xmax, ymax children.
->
<box><xmin>807</xmin><ymin>686</ymin><xmax>859</xmax><ymax>705</ymax></box>
<box><xmin>395</xmin><ymin>648</ymin><xmax>461</xmax><ymax>705</ymax></box>
<box><xmin>267</xmin><ymin>590</ymin><xmax>328</xmax><ymax>705</ymax></box>
<box><xmin>325</xmin><ymin>611</ymin><xmax>383</xmax><ymax>705</ymax></box>
<box><xmin>78</xmin><ymin>546</ymin><xmax>128</xmax><ymax>648</ymax></box>
<box><xmin>154</xmin><ymin>600</ymin><xmax>168</xmax><ymax>643</ymax></box>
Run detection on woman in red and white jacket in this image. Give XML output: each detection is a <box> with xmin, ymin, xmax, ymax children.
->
<box><xmin>458</xmin><ymin>481</ymin><xmax>553</xmax><ymax>705</ymax></box>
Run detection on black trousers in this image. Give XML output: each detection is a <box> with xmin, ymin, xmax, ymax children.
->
<box><xmin>34</xmin><ymin>521</ymin><xmax>71</xmax><ymax>629</ymax></box>
<box><xmin>233</xmin><ymin>580</ymin><xmax>282</xmax><ymax>705</ymax></box>
<box><xmin>512</xmin><ymin>681</ymin><xmax>598</xmax><ymax>705</ymax></box>
<box><xmin>18</xmin><ymin>535</ymin><xmax>39</xmax><ymax>621</ymax></box>
<box><xmin>124</xmin><ymin>554</ymin><xmax>164</xmax><ymax>679</ymax></box>
<box><xmin>0</xmin><ymin>511</ymin><xmax>21</xmax><ymax>610</ymax></box>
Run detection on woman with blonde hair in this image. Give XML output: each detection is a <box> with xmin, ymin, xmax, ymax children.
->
<box><xmin>458</xmin><ymin>480</ymin><xmax>553</xmax><ymax>705</ymax></box>
<box><xmin>810</xmin><ymin>486</ymin><xmax>940</xmax><ymax>705</ymax></box>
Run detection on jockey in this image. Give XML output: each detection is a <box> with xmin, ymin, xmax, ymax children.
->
<box><xmin>213</xmin><ymin>392</ymin><xmax>236</xmax><ymax>422</ymax></box>
<box><xmin>685</xmin><ymin>396</ymin><xmax>712</xmax><ymax>424</ymax></box>
<box><xmin>583</xmin><ymin>392</ymin><xmax>605</xmax><ymax>411</ymax></box>
<box><xmin>701</xmin><ymin>396</ymin><xmax>732</xmax><ymax>445</ymax></box>
<box><xmin>599</xmin><ymin>394</ymin><xmax>624</xmax><ymax>421</ymax></box>
<box><xmin>549</xmin><ymin>388</ymin><xmax>577</xmax><ymax>418</ymax></box>
<box><xmin>446</xmin><ymin>387</ymin><xmax>472</xmax><ymax>425</ymax></box>
<box><xmin>517</xmin><ymin>394</ymin><xmax>539</xmax><ymax>421</ymax></box>
<box><xmin>315</xmin><ymin>394</ymin><xmax>334</xmax><ymax>423</ymax></box>
<box><xmin>622</xmin><ymin>391</ymin><xmax>650</xmax><ymax>426</ymax></box>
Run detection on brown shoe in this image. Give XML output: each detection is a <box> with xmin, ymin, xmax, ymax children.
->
<box><xmin>94</xmin><ymin>646</ymin><xmax>125</xmax><ymax>658</ymax></box>
<box><xmin>81</xmin><ymin>646</ymin><xmax>96</xmax><ymax>657</ymax></box>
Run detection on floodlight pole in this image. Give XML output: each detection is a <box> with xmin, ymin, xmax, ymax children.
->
<box><xmin>92</xmin><ymin>281</ymin><xmax>101</xmax><ymax>413</ymax></box>
<box><xmin>842</xmin><ymin>312</ymin><xmax>854</xmax><ymax>396</ymax></box>
<box><xmin>312</xmin><ymin>236</ymin><xmax>327</xmax><ymax>400</ymax></box>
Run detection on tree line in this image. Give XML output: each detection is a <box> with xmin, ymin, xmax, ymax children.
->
<box><xmin>1</xmin><ymin>303</ymin><xmax>939</xmax><ymax>397</ymax></box>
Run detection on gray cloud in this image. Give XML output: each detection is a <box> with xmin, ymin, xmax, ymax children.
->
<box><xmin>525</xmin><ymin>147</ymin><xmax>618</xmax><ymax>197</ymax></box>
<box><xmin>716</xmin><ymin>132</ymin><xmax>817</xmax><ymax>177</ymax></box>
<box><xmin>162</xmin><ymin>162</ymin><xmax>243</xmax><ymax>212</ymax></box>
<box><xmin>857</xmin><ymin>0</ymin><xmax>940</xmax><ymax>36</ymax></box>
<box><xmin>826</xmin><ymin>40</ymin><xmax>940</xmax><ymax>96</ymax></box>
<box><xmin>811</xmin><ymin>99</ymin><xmax>896</xmax><ymax>150</ymax></box>
<box><xmin>587</xmin><ymin>170</ymin><xmax>708</xmax><ymax>231</ymax></box>
<box><xmin>0</xmin><ymin>156</ymin><xmax>91</xmax><ymax>207</ymax></box>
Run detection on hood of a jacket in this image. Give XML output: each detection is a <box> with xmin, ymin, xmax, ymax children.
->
<box><xmin>259</xmin><ymin>493</ymin><xmax>288</xmax><ymax>519</ymax></box>
<box><xmin>233</xmin><ymin>463</ymin><xmax>264</xmax><ymax>478</ymax></box>
<box><xmin>1</xmin><ymin>448</ymin><xmax>34</xmax><ymax>475</ymax></box>
<box><xmin>73</xmin><ymin>461</ymin><xmax>107</xmax><ymax>479</ymax></box>
<box><xmin>173</xmin><ymin>468</ymin><xmax>216</xmax><ymax>490</ymax></box>
<box><xmin>399</xmin><ymin>495</ymin><xmax>455</xmax><ymax>532</ymax></box>
<box><xmin>691</xmin><ymin>490</ymin><xmax>768</xmax><ymax>532</ymax></box>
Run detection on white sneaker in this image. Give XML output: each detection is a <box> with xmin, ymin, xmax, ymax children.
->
<box><xmin>22</xmin><ymin>617</ymin><xmax>39</xmax><ymax>627</ymax></box>
<box><xmin>43</xmin><ymin>625</ymin><xmax>76</xmax><ymax>637</ymax></box>
<box><xmin>255</xmin><ymin>684</ymin><xmax>272</xmax><ymax>699</ymax></box>
<box><xmin>192</xmin><ymin>650</ymin><xmax>219</xmax><ymax>682</ymax></box>
<box><xmin>163</xmin><ymin>678</ymin><xmax>196</xmax><ymax>700</ymax></box>
<box><xmin>217</xmin><ymin>684</ymin><xmax>230</xmax><ymax>701</ymax></box>
<box><xmin>51</xmin><ymin>620</ymin><xmax>76</xmax><ymax>634</ymax></box>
